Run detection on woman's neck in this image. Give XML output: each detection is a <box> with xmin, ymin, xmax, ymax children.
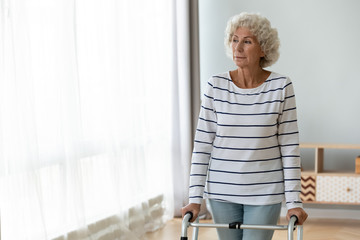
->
<box><xmin>230</xmin><ymin>67</ymin><xmax>270</xmax><ymax>89</ymax></box>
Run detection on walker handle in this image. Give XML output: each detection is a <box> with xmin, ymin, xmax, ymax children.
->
<box><xmin>290</xmin><ymin>215</ymin><xmax>299</xmax><ymax>225</ymax></box>
<box><xmin>288</xmin><ymin>215</ymin><xmax>300</xmax><ymax>240</ymax></box>
<box><xmin>185</xmin><ymin>211</ymin><xmax>194</xmax><ymax>222</ymax></box>
<box><xmin>180</xmin><ymin>212</ymin><xmax>194</xmax><ymax>240</ymax></box>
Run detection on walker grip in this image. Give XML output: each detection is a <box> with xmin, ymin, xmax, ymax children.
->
<box><xmin>290</xmin><ymin>215</ymin><xmax>299</xmax><ymax>225</ymax></box>
<box><xmin>185</xmin><ymin>211</ymin><xmax>194</xmax><ymax>222</ymax></box>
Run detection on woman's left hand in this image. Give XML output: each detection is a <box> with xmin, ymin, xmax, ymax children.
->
<box><xmin>286</xmin><ymin>208</ymin><xmax>308</xmax><ymax>225</ymax></box>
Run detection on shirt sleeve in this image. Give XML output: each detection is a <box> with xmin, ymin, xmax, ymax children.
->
<box><xmin>278</xmin><ymin>78</ymin><xmax>303</xmax><ymax>210</ymax></box>
<box><xmin>188</xmin><ymin>78</ymin><xmax>217</xmax><ymax>204</ymax></box>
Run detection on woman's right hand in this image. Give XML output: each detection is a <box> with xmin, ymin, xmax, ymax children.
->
<box><xmin>181</xmin><ymin>203</ymin><xmax>201</xmax><ymax>222</ymax></box>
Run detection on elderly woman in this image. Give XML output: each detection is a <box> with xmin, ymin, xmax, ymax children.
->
<box><xmin>181</xmin><ymin>12</ymin><xmax>308</xmax><ymax>240</ymax></box>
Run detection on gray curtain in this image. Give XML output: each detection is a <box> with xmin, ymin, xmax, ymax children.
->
<box><xmin>171</xmin><ymin>0</ymin><xmax>201</xmax><ymax>217</ymax></box>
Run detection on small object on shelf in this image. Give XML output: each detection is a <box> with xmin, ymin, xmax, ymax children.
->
<box><xmin>356</xmin><ymin>156</ymin><xmax>360</xmax><ymax>174</ymax></box>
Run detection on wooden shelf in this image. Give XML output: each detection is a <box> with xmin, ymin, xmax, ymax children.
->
<box><xmin>300</xmin><ymin>143</ymin><xmax>360</xmax><ymax>174</ymax></box>
<box><xmin>300</xmin><ymin>143</ymin><xmax>360</xmax><ymax>205</ymax></box>
<box><xmin>300</xmin><ymin>143</ymin><xmax>360</xmax><ymax>149</ymax></box>
<box><xmin>302</xmin><ymin>171</ymin><xmax>360</xmax><ymax>177</ymax></box>
<box><xmin>303</xmin><ymin>201</ymin><xmax>360</xmax><ymax>205</ymax></box>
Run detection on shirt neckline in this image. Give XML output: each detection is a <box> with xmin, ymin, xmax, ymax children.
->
<box><xmin>227</xmin><ymin>71</ymin><xmax>273</xmax><ymax>93</ymax></box>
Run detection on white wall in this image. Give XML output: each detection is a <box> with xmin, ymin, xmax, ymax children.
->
<box><xmin>198</xmin><ymin>0</ymin><xmax>360</xmax><ymax>218</ymax></box>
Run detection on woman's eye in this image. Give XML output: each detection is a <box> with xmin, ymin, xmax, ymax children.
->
<box><xmin>232</xmin><ymin>39</ymin><xmax>239</xmax><ymax>43</ymax></box>
<box><xmin>244</xmin><ymin>40</ymin><xmax>252</xmax><ymax>44</ymax></box>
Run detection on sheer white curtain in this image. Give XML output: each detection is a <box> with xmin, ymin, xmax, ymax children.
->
<box><xmin>0</xmin><ymin>0</ymin><xmax>178</xmax><ymax>239</ymax></box>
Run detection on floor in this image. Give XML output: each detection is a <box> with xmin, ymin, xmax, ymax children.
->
<box><xmin>143</xmin><ymin>217</ymin><xmax>360</xmax><ymax>240</ymax></box>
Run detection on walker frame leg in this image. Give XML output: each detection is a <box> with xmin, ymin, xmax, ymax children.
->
<box><xmin>191</xmin><ymin>218</ymin><xmax>199</xmax><ymax>240</ymax></box>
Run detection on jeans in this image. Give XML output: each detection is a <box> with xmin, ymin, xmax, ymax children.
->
<box><xmin>208</xmin><ymin>199</ymin><xmax>282</xmax><ymax>240</ymax></box>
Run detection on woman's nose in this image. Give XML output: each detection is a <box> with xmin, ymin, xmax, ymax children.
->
<box><xmin>235</xmin><ymin>42</ymin><xmax>243</xmax><ymax>52</ymax></box>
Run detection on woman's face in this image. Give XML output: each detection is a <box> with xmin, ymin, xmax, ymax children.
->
<box><xmin>231</xmin><ymin>27</ymin><xmax>264</xmax><ymax>69</ymax></box>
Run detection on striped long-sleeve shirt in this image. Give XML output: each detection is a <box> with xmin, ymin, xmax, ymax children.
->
<box><xmin>189</xmin><ymin>71</ymin><xmax>303</xmax><ymax>210</ymax></box>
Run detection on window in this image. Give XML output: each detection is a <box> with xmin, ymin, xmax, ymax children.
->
<box><xmin>0</xmin><ymin>0</ymin><xmax>174</xmax><ymax>238</ymax></box>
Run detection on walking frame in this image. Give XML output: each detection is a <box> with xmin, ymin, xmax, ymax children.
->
<box><xmin>180</xmin><ymin>212</ymin><xmax>303</xmax><ymax>240</ymax></box>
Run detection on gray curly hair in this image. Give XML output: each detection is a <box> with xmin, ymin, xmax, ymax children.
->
<box><xmin>224</xmin><ymin>12</ymin><xmax>280</xmax><ymax>68</ymax></box>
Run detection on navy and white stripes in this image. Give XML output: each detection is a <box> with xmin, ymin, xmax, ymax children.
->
<box><xmin>188</xmin><ymin>71</ymin><xmax>303</xmax><ymax>210</ymax></box>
